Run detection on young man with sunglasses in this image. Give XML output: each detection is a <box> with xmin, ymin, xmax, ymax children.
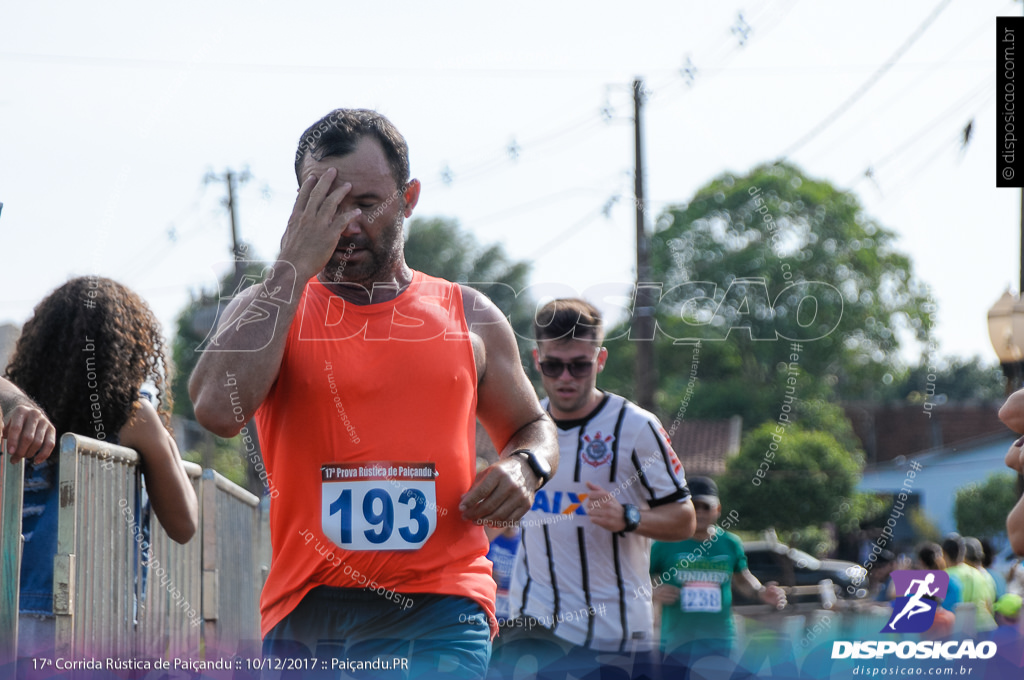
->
<box><xmin>650</xmin><ymin>476</ymin><xmax>785</xmax><ymax>669</ymax></box>
<box><xmin>499</xmin><ymin>298</ymin><xmax>695</xmax><ymax>677</ymax></box>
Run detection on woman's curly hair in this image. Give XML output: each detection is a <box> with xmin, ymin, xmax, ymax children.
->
<box><xmin>5</xmin><ymin>277</ymin><xmax>173</xmax><ymax>443</ymax></box>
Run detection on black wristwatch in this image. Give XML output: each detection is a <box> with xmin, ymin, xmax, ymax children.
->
<box><xmin>509</xmin><ymin>449</ymin><xmax>551</xmax><ymax>489</ymax></box>
<box><xmin>622</xmin><ymin>504</ymin><xmax>642</xmax><ymax>533</ymax></box>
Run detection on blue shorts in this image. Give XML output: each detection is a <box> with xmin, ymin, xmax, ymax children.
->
<box><xmin>262</xmin><ymin>586</ymin><xmax>491</xmax><ymax>679</ymax></box>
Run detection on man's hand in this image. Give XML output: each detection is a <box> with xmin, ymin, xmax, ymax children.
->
<box><xmin>761</xmin><ymin>583</ymin><xmax>787</xmax><ymax>609</ymax></box>
<box><xmin>3</xmin><ymin>403</ymin><xmax>56</xmax><ymax>464</ymax></box>
<box><xmin>279</xmin><ymin>167</ymin><xmax>362</xmax><ymax>281</ymax></box>
<box><xmin>652</xmin><ymin>583</ymin><xmax>680</xmax><ymax>605</ymax></box>
<box><xmin>459</xmin><ymin>456</ymin><xmax>538</xmax><ymax>525</ymax></box>
<box><xmin>584</xmin><ymin>482</ymin><xmax>626</xmax><ymax>533</ymax></box>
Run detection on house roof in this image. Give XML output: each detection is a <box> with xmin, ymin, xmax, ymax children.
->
<box><xmin>844</xmin><ymin>400</ymin><xmax>1006</xmax><ymax>464</ymax></box>
<box><xmin>669</xmin><ymin>415</ymin><xmax>742</xmax><ymax>477</ymax></box>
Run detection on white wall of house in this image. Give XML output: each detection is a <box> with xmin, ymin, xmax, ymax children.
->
<box><xmin>858</xmin><ymin>432</ymin><xmax>1017</xmax><ymax>539</ymax></box>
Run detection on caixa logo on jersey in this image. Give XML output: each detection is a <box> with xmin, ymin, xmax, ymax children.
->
<box><xmin>530</xmin><ymin>490</ymin><xmax>588</xmax><ymax>515</ymax></box>
<box><xmin>881</xmin><ymin>570</ymin><xmax>949</xmax><ymax>633</ymax></box>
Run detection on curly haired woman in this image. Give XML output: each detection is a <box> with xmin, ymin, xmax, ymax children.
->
<box><xmin>6</xmin><ymin>276</ymin><xmax>198</xmax><ymax>654</ymax></box>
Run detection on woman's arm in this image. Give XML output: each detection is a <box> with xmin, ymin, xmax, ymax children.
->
<box><xmin>119</xmin><ymin>399</ymin><xmax>199</xmax><ymax>543</ymax></box>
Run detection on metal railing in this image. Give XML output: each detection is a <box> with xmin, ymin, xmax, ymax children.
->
<box><xmin>201</xmin><ymin>468</ymin><xmax>262</xmax><ymax>656</ymax></box>
<box><xmin>38</xmin><ymin>435</ymin><xmax>267</xmax><ymax>660</ymax></box>
<box><xmin>53</xmin><ymin>433</ymin><xmax>140</xmax><ymax>658</ymax></box>
<box><xmin>0</xmin><ymin>446</ymin><xmax>25</xmax><ymax>665</ymax></box>
<box><xmin>136</xmin><ymin>460</ymin><xmax>203</xmax><ymax>658</ymax></box>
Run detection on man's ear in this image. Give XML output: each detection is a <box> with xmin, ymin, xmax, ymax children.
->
<box><xmin>532</xmin><ymin>347</ymin><xmax>541</xmax><ymax>372</ymax></box>
<box><xmin>596</xmin><ymin>346</ymin><xmax>609</xmax><ymax>372</ymax></box>
<box><xmin>403</xmin><ymin>179</ymin><xmax>421</xmax><ymax>217</ymax></box>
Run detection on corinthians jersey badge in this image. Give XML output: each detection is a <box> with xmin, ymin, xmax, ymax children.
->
<box><xmin>581</xmin><ymin>431</ymin><xmax>614</xmax><ymax>467</ymax></box>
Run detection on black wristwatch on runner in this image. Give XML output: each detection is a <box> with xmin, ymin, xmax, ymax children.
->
<box><xmin>509</xmin><ymin>449</ymin><xmax>551</xmax><ymax>489</ymax></box>
<box><xmin>622</xmin><ymin>504</ymin><xmax>642</xmax><ymax>533</ymax></box>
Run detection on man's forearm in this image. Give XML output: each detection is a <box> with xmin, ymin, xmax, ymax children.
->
<box><xmin>189</xmin><ymin>264</ymin><xmax>303</xmax><ymax>437</ymax></box>
<box><xmin>734</xmin><ymin>570</ymin><xmax>765</xmax><ymax>599</ymax></box>
<box><xmin>498</xmin><ymin>414</ymin><xmax>559</xmax><ymax>478</ymax></box>
<box><xmin>0</xmin><ymin>376</ymin><xmax>36</xmax><ymax>417</ymax></box>
<box><xmin>637</xmin><ymin>502</ymin><xmax>695</xmax><ymax>542</ymax></box>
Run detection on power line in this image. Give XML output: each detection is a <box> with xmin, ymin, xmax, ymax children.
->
<box><xmin>0</xmin><ymin>51</ymin><xmax>628</xmax><ymax>79</ymax></box>
<box><xmin>776</xmin><ymin>0</ymin><xmax>955</xmax><ymax>162</ymax></box>
<box><xmin>845</xmin><ymin>78</ymin><xmax>996</xmax><ymax>191</ymax></box>
<box><xmin>463</xmin><ymin>179</ymin><xmax>621</xmax><ymax>229</ymax></box>
<box><xmin>875</xmin><ymin>81</ymin><xmax>994</xmax><ymax>171</ymax></box>
<box><xmin>527</xmin><ymin>204</ymin><xmax>608</xmax><ymax>260</ymax></box>
<box><xmin>119</xmin><ymin>182</ymin><xmax>210</xmax><ymax>279</ymax></box>
<box><xmin>435</xmin><ymin>1</ymin><xmax>796</xmax><ymax>190</ymax></box>
<box><xmin>805</xmin><ymin>12</ymin><xmax>998</xmax><ymax>170</ymax></box>
<box><xmin>436</xmin><ymin>113</ymin><xmax>607</xmax><ymax>188</ymax></box>
<box><xmin>883</xmin><ymin>91</ymin><xmax>996</xmax><ymax>200</ymax></box>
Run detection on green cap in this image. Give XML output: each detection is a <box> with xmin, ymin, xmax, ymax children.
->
<box><xmin>994</xmin><ymin>593</ymin><xmax>1022</xmax><ymax>618</ymax></box>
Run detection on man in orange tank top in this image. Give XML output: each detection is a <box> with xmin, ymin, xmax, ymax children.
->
<box><xmin>190</xmin><ymin>109</ymin><xmax>558</xmax><ymax>679</ymax></box>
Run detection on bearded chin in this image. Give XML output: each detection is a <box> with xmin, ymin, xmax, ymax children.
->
<box><xmin>324</xmin><ymin>212</ymin><xmax>406</xmax><ymax>285</ymax></box>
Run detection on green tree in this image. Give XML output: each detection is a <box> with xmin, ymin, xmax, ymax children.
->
<box><xmin>171</xmin><ymin>260</ymin><xmax>268</xmax><ymax>420</ymax></box>
<box><xmin>603</xmin><ymin>162</ymin><xmax>933</xmax><ymax>425</ymax></box>
<box><xmin>171</xmin><ymin>260</ymin><xmax>268</xmax><ymax>492</ymax></box>
<box><xmin>717</xmin><ymin>423</ymin><xmax>873</xmax><ymax>533</ymax></box>
<box><xmin>405</xmin><ymin>216</ymin><xmax>535</xmax><ymax>374</ymax></box>
<box><xmin>883</xmin><ymin>356</ymin><xmax>1005</xmax><ymax>404</ymax></box>
<box><xmin>954</xmin><ymin>473</ymin><xmax>1018</xmax><ymax>540</ymax></box>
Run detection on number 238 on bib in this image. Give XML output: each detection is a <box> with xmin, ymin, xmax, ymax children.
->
<box><xmin>321</xmin><ymin>462</ymin><xmax>439</xmax><ymax>551</ymax></box>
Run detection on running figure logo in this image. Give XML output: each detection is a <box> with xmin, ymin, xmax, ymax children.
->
<box><xmin>881</xmin><ymin>570</ymin><xmax>949</xmax><ymax>633</ymax></box>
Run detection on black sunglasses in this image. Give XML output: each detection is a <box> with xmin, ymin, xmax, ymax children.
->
<box><xmin>538</xmin><ymin>358</ymin><xmax>596</xmax><ymax>379</ymax></box>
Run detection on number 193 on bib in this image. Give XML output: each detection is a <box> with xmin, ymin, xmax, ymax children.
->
<box><xmin>322</xmin><ymin>480</ymin><xmax>437</xmax><ymax>551</ymax></box>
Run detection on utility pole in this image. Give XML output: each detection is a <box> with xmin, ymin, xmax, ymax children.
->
<box><xmin>632</xmin><ymin>78</ymin><xmax>657</xmax><ymax>411</ymax></box>
<box><xmin>204</xmin><ymin>167</ymin><xmax>251</xmax><ymax>296</ymax></box>
<box><xmin>198</xmin><ymin>168</ymin><xmax>260</xmax><ymax>480</ymax></box>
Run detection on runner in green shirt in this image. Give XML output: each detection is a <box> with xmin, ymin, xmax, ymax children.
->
<box><xmin>650</xmin><ymin>477</ymin><xmax>785</xmax><ymax>664</ymax></box>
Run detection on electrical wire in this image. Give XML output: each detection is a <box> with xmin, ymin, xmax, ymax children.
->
<box><xmin>806</xmin><ymin>11</ymin><xmax>999</xmax><ymax>169</ymax></box>
<box><xmin>776</xmin><ymin>0</ymin><xmax>955</xmax><ymax>162</ymax></box>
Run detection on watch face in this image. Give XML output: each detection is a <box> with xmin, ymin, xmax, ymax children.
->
<box><xmin>625</xmin><ymin>505</ymin><xmax>641</xmax><ymax>528</ymax></box>
<box><xmin>535</xmin><ymin>457</ymin><xmax>552</xmax><ymax>481</ymax></box>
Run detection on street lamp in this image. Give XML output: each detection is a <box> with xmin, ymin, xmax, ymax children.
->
<box><xmin>987</xmin><ymin>289</ymin><xmax>1024</xmax><ymax>395</ymax></box>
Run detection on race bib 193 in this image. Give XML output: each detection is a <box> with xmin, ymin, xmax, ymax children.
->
<box><xmin>321</xmin><ymin>462</ymin><xmax>438</xmax><ymax>551</ymax></box>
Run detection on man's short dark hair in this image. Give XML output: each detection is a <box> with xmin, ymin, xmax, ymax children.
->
<box><xmin>918</xmin><ymin>542</ymin><xmax>943</xmax><ymax>570</ymax></box>
<box><xmin>980</xmin><ymin>538</ymin><xmax>996</xmax><ymax>568</ymax></box>
<box><xmin>533</xmin><ymin>298</ymin><xmax>604</xmax><ymax>344</ymax></box>
<box><xmin>294</xmin><ymin>109</ymin><xmax>410</xmax><ymax>190</ymax></box>
<box><xmin>942</xmin><ymin>533</ymin><xmax>965</xmax><ymax>563</ymax></box>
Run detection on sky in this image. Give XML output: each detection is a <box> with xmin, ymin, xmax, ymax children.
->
<box><xmin>0</xmin><ymin>0</ymin><xmax>1017</xmax><ymax>372</ymax></box>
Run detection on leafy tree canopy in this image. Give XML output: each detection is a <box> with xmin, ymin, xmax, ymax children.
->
<box><xmin>718</xmin><ymin>423</ymin><xmax>870</xmax><ymax>533</ymax></box>
<box><xmin>603</xmin><ymin>162</ymin><xmax>935</xmax><ymax>424</ymax></box>
<box><xmin>405</xmin><ymin>216</ymin><xmax>536</xmax><ymax>374</ymax></box>
<box><xmin>882</xmin><ymin>355</ymin><xmax>1005</xmax><ymax>404</ymax></box>
<box><xmin>954</xmin><ymin>472</ymin><xmax>1018</xmax><ymax>540</ymax></box>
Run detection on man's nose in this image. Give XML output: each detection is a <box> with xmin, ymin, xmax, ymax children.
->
<box><xmin>340</xmin><ymin>211</ymin><xmax>363</xmax><ymax>235</ymax></box>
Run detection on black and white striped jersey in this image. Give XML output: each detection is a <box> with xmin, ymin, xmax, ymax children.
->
<box><xmin>509</xmin><ymin>391</ymin><xmax>690</xmax><ymax>651</ymax></box>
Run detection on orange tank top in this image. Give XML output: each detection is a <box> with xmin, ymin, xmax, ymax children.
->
<box><xmin>254</xmin><ymin>271</ymin><xmax>495</xmax><ymax>637</ymax></box>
